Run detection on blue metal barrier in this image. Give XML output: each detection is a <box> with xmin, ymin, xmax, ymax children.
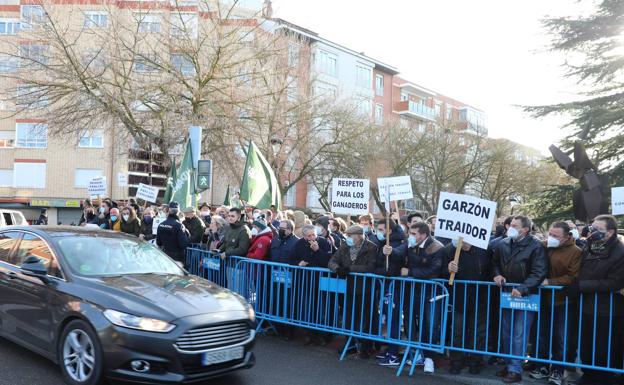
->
<box><xmin>185</xmin><ymin>248</ymin><xmax>624</xmax><ymax>376</ymax></box>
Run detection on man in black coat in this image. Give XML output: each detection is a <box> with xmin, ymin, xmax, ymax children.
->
<box><xmin>34</xmin><ymin>209</ymin><xmax>48</xmax><ymax>225</ymax></box>
<box><xmin>560</xmin><ymin>214</ymin><xmax>624</xmax><ymax>385</ymax></box>
<box><xmin>443</xmin><ymin>240</ymin><xmax>491</xmax><ymax>374</ymax></box>
<box><xmin>491</xmin><ymin>215</ymin><xmax>547</xmax><ymax>383</ymax></box>
<box><xmin>156</xmin><ymin>202</ymin><xmax>191</xmax><ymax>263</ymax></box>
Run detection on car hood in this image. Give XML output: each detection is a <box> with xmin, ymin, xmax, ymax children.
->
<box><xmin>80</xmin><ymin>274</ymin><xmax>248</xmax><ymax>321</ymax></box>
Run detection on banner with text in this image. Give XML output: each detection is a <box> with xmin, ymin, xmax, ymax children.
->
<box><xmin>88</xmin><ymin>177</ymin><xmax>107</xmax><ymax>197</ymax></box>
<box><xmin>117</xmin><ymin>173</ymin><xmax>128</xmax><ymax>187</ymax></box>
<box><xmin>613</xmin><ymin>187</ymin><xmax>624</xmax><ymax>216</ymax></box>
<box><xmin>331</xmin><ymin>178</ymin><xmax>370</xmax><ymax>215</ymax></box>
<box><xmin>377</xmin><ymin>176</ymin><xmax>413</xmax><ymax>202</ymax></box>
<box><xmin>435</xmin><ymin>192</ymin><xmax>497</xmax><ymax>250</ymax></box>
<box><xmin>136</xmin><ymin>183</ymin><xmax>160</xmax><ymax>203</ymax></box>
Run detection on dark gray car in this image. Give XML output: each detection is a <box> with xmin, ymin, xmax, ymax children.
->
<box><xmin>0</xmin><ymin>226</ymin><xmax>255</xmax><ymax>384</ymax></box>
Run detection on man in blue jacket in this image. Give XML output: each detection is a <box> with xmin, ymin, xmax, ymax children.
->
<box><xmin>270</xmin><ymin>219</ymin><xmax>299</xmax><ymax>264</ymax></box>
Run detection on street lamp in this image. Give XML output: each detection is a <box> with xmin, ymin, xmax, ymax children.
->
<box><xmin>270</xmin><ymin>138</ymin><xmax>283</xmax><ymax>169</ymax></box>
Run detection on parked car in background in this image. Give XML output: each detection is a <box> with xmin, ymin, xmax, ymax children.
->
<box><xmin>0</xmin><ymin>209</ymin><xmax>27</xmax><ymax>227</ymax></box>
<box><xmin>0</xmin><ymin>226</ymin><xmax>256</xmax><ymax>385</ymax></box>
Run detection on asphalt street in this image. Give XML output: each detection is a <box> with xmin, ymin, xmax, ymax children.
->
<box><xmin>0</xmin><ymin>333</ymin><xmax>469</xmax><ymax>385</ymax></box>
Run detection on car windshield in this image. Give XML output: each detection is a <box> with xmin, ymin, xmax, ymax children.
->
<box><xmin>56</xmin><ymin>235</ymin><xmax>184</xmax><ymax>277</ymax></box>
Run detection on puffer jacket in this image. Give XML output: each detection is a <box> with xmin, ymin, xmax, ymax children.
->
<box><xmin>246</xmin><ymin>229</ymin><xmax>273</xmax><ymax>260</ymax></box>
<box><xmin>491</xmin><ymin>235</ymin><xmax>548</xmax><ymax>295</ymax></box>
<box><xmin>578</xmin><ymin>235</ymin><xmax>624</xmax><ymax>316</ymax></box>
<box><xmin>405</xmin><ymin>236</ymin><xmax>444</xmax><ymax>280</ymax></box>
<box><xmin>219</xmin><ymin>220</ymin><xmax>252</xmax><ymax>257</ymax></box>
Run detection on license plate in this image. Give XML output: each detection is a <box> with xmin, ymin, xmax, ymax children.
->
<box><xmin>201</xmin><ymin>346</ymin><xmax>244</xmax><ymax>366</ymax></box>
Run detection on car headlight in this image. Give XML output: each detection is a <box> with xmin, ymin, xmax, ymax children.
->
<box><xmin>103</xmin><ymin>309</ymin><xmax>175</xmax><ymax>333</ymax></box>
<box><xmin>247</xmin><ymin>306</ymin><xmax>255</xmax><ymax>322</ymax></box>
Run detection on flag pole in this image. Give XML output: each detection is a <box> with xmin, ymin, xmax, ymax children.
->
<box><xmin>449</xmin><ymin>237</ymin><xmax>464</xmax><ymax>286</ymax></box>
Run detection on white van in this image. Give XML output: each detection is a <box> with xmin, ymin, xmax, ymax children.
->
<box><xmin>0</xmin><ymin>209</ymin><xmax>28</xmax><ymax>227</ymax></box>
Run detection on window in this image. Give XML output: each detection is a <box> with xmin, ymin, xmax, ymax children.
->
<box><xmin>17</xmin><ymin>85</ymin><xmax>49</xmax><ymax>109</ymax></box>
<box><xmin>14</xmin><ymin>233</ymin><xmax>60</xmax><ymax>277</ymax></box>
<box><xmin>81</xmin><ymin>49</ymin><xmax>106</xmax><ymax>69</ymax></box>
<box><xmin>0</xmin><ymin>232</ymin><xmax>21</xmax><ymax>264</ymax></box>
<box><xmin>446</xmin><ymin>104</ymin><xmax>453</xmax><ymax>120</ymax></box>
<box><xmin>238</xmin><ymin>30</ymin><xmax>254</xmax><ymax>43</ymax></box>
<box><xmin>0</xmin><ymin>54</ymin><xmax>18</xmax><ymax>72</ymax></box>
<box><xmin>315</xmin><ymin>82</ymin><xmax>337</xmax><ymax>98</ymax></box>
<box><xmin>317</xmin><ymin>50</ymin><xmax>337</xmax><ymax>77</ymax></box>
<box><xmin>355</xmin><ymin>64</ymin><xmax>372</xmax><ymax>88</ymax></box>
<box><xmin>375</xmin><ymin>104</ymin><xmax>383</xmax><ymax>125</ymax></box>
<box><xmin>0</xmin><ymin>18</ymin><xmax>20</xmax><ymax>35</ymax></box>
<box><xmin>458</xmin><ymin>136</ymin><xmax>465</xmax><ymax>146</ymax></box>
<box><xmin>20</xmin><ymin>44</ymin><xmax>48</xmax><ymax>67</ymax></box>
<box><xmin>0</xmin><ymin>139</ymin><xmax>13</xmax><ymax>148</ymax></box>
<box><xmin>357</xmin><ymin>99</ymin><xmax>372</xmax><ymax>117</ymax></box>
<box><xmin>75</xmin><ymin>168</ymin><xmax>103</xmax><ymax>187</ymax></box>
<box><xmin>0</xmin><ymin>169</ymin><xmax>12</xmax><ymax>187</ymax></box>
<box><xmin>79</xmin><ymin>130</ymin><xmax>103</xmax><ymax>148</ymax></box>
<box><xmin>401</xmin><ymin>92</ymin><xmax>408</xmax><ymax>101</ymax></box>
<box><xmin>136</xmin><ymin>14</ymin><xmax>161</xmax><ymax>33</ymax></box>
<box><xmin>170</xmin><ymin>12</ymin><xmax>197</xmax><ymax>38</ymax></box>
<box><xmin>84</xmin><ymin>12</ymin><xmax>108</xmax><ymax>28</ymax></box>
<box><xmin>133</xmin><ymin>54</ymin><xmax>160</xmax><ymax>72</ymax></box>
<box><xmin>288</xmin><ymin>43</ymin><xmax>299</xmax><ymax>67</ymax></box>
<box><xmin>16</xmin><ymin>123</ymin><xmax>47</xmax><ymax>148</ymax></box>
<box><xmin>284</xmin><ymin>184</ymin><xmax>296</xmax><ymax>207</ymax></box>
<box><xmin>417</xmin><ymin>122</ymin><xmax>425</xmax><ymax>133</ymax></box>
<box><xmin>171</xmin><ymin>53</ymin><xmax>195</xmax><ymax>76</ymax></box>
<box><xmin>13</xmin><ymin>162</ymin><xmax>46</xmax><ymax>188</ymax></box>
<box><xmin>434</xmin><ymin>102</ymin><xmax>441</xmax><ymax>117</ymax></box>
<box><xmin>375</xmin><ymin>74</ymin><xmax>384</xmax><ymax>96</ymax></box>
<box><xmin>287</xmin><ymin>75</ymin><xmax>297</xmax><ymax>101</ymax></box>
<box><xmin>20</xmin><ymin>5</ymin><xmax>45</xmax><ymax>29</ymax></box>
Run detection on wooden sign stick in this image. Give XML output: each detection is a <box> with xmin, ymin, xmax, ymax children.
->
<box><xmin>448</xmin><ymin>236</ymin><xmax>463</xmax><ymax>286</ymax></box>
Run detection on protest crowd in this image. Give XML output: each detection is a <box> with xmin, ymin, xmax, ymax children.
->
<box><xmin>60</xmin><ymin>196</ymin><xmax>624</xmax><ymax>385</ymax></box>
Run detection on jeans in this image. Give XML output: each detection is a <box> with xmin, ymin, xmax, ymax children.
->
<box><xmin>500</xmin><ymin>309</ymin><xmax>536</xmax><ymax>374</ymax></box>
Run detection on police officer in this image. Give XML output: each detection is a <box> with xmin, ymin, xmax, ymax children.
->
<box><xmin>156</xmin><ymin>202</ymin><xmax>190</xmax><ymax>263</ymax></box>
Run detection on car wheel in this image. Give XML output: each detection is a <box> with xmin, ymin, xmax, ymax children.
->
<box><xmin>58</xmin><ymin>320</ymin><xmax>103</xmax><ymax>385</ymax></box>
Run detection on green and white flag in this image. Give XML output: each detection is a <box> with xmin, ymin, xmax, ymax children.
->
<box><xmin>163</xmin><ymin>159</ymin><xmax>177</xmax><ymax>204</ymax></box>
<box><xmin>239</xmin><ymin>141</ymin><xmax>281</xmax><ymax>209</ymax></box>
<box><xmin>223</xmin><ymin>185</ymin><xmax>231</xmax><ymax>206</ymax></box>
<box><xmin>170</xmin><ymin>140</ymin><xmax>196</xmax><ymax>208</ymax></box>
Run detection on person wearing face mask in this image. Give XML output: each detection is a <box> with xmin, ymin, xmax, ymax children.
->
<box><xmin>120</xmin><ymin>206</ymin><xmax>141</xmax><ymax>237</ymax></box>
<box><xmin>528</xmin><ymin>222</ymin><xmax>581</xmax><ymax>384</ymax></box>
<box><xmin>157</xmin><ymin>201</ymin><xmax>191</xmax><ymax>263</ymax></box>
<box><xmin>139</xmin><ymin>207</ymin><xmax>155</xmax><ymax>241</ymax></box>
<box><xmin>198</xmin><ymin>203</ymin><xmax>212</xmax><ymax>227</ymax></box>
<box><xmin>565</xmin><ymin>220</ymin><xmax>586</xmax><ymax>250</ymax></box>
<box><xmin>108</xmin><ymin>208</ymin><xmax>122</xmax><ymax>232</ymax></box>
<box><xmin>442</xmin><ymin>238</ymin><xmax>491</xmax><ymax>375</ymax></box>
<box><xmin>246</xmin><ymin>217</ymin><xmax>273</xmax><ymax>260</ymax></box>
<box><xmin>328</xmin><ymin>225</ymin><xmax>377</xmax><ymax>358</ymax></box>
<box><xmin>313</xmin><ymin>216</ymin><xmax>337</xmax><ymax>252</ymax></box>
<box><xmin>219</xmin><ymin>207</ymin><xmax>252</xmax><ymax>258</ymax></box>
<box><xmin>80</xmin><ymin>204</ymin><xmax>97</xmax><ymax>226</ymax></box>
<box><xmin>358</xmin><ymin>214</ymin><xmax>377</xmax><ymax>243</ymax></box>
<box><xmin>269</xmin><ymin>220</ymin><xmax>299</xmax><ymax>265</ymax></box>
<box><xmin>329</xmin><ymin>218</ymin><xmax>347</xmax><ymax>248</ymax></box>
<box><xmin>182</xmin><ymin>207</ymin><xmax>206</xmax><ymax>244</ymax></box>
<box><xmin>559</xmin><ymin>215</ymin><xmax>624</xmax><ymax>385</ymax></box>
<box><xmin>94</xmin><ymin>201</ymin><xmax>112</xmax><ymax>228</ymax></box>
<box><xmin>403</xmin><ymin>222</ymin><xmax>444</xmax><ymax>372</ymax></box>
<box><xmin>491</xmin><ymin>215</ymin><xmax>547</xmax><ymax>384</ymax></box>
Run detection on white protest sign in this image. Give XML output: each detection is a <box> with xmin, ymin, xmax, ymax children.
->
<box><xmin>612</xmin><ymin>187</ymin><xmax>624</xmax><ymax>216</ymax></box>
<box><xmin>117</xmin><ymin>172</ymin><xmax>128</xmax><ymax>187</ymax></box>
<box><xmin>378</xmin><ymin>176</ymin><xmax>413</xmax><ymax>202</ymax></box>
<box><xmin>331</xmin><ymin>178</ymin><xmax>370</xmax><ymax>215</ymax></box>
<box><xmin>435</xmin><ymin>192</ymin><xmax>497</xmax><ymax>250</ymax></box>
<box><xmin>136</xmin><ymin>183</ymin><xmax>159</xmax><ymax>203</ymax></box>
<box><xmin>88</xmin><ymin>176</ymin><xmax>107</xmax><ymax>197</ymax></box>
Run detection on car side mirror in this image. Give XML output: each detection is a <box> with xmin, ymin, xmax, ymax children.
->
<box><xmin>21</xmin><ymin>256</ymin><xmax>50</xmax><ymax>283</ymax></box>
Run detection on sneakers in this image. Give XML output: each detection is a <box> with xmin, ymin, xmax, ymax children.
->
<box><xmin>424</xmin><ymin>358</ymin><xmax>435</xmax><ymax>373</ymax></box>
<box><xmin>406</xmin><ymin>349</ymin><xmax>425</xmax><ymax>366</ymax></box>
<box><xmin>530</xmin><ymin>366</ymin><xmax>550</xmax><ymax>379</ymax></box>
<box><xmin>375</xmin><ymin>351</ymin><xmax>388</xmax><ymax>360</ymax></box>
<box><xmin>378</xmin><ymin>354</ymin><xmax>400</xmax><ymax>367</ymax></box>
<box><xmin>548</xmin><ymin>370</ymin><xmax>563</xmax><ymax>385</ymax></box>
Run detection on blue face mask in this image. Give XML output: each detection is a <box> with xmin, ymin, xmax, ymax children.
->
<box><xmin>315</xmin><ymin>226</ymin><xmax>324</xmax><ymax>236</ymax></box>
<box><xmin>345</xmin><ymin>237</ymin><xmax>355</xmax><ymax>247</ymax></box>
<box><xmin>408</xmin><ymin>235</ymin><xmax>417</xmax><ymax>248</ymax></box>
<box><xmin>110</xmin><ymin>215</ymin><xmax>118</xmax><ymax>222</ymax></box>
<box><xmin>376</xmin><ymin>231</ymin><xmax>385</xmax><ymax>241</ymax></box>
<box><xmin>362</xmin><ymin>225</ymin><xmax>370</xmax><ymax>234</ymax></box>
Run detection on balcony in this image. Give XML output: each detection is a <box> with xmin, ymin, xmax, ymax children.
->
<box><xmin>395</xmin><ymin>100</ymin><xmax>436</xmax><ymax>122</ymax></box>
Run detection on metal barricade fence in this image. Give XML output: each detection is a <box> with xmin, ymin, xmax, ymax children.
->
<box><xmin>185</xmin><ymin>248</ymin><xmax>624</xmax><ymax>376</ymax></box>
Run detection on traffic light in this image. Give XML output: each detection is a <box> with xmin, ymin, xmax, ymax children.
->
<box><xmin>196</xmin><ymin>160</ymin><xmax>212</xmax><ymax>191</ymax></box>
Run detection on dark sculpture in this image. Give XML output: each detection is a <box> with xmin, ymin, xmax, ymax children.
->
<box><xmin>549</xmin><ymin>142</ymin><xmax>608</xmax><ymax>222</ymax></box>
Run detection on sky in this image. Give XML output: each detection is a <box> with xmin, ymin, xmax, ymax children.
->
<box><xmin>270</xmin><ymin>0</ymin><xmax>590</xmax><ymax>154</ymax></box>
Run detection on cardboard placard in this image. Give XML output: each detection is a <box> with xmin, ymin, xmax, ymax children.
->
<box><xmin>330</xmin><ymin>178</ymin><xmax>370</xmax><ymax>215</ymax></box>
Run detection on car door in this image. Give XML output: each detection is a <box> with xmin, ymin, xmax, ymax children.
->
<box><xmin>0</xmin><ymin>231</ymin><xmax>23</xmax><ymax>332</ymax></box>
<box><xmin>2</xmin><ymin>232</ymin><xmax>58</xmax><ymax>354</ymax></box>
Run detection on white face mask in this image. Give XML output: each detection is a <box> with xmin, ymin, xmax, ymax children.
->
<box><xmin>547</xmin><ymin>236</ymin><xmax>560</xmax><ymax>248</ymax></box>
<box><xmin>571</xmin><ymin>229</ymin><xmax>580</xmax><ymax>240</ymax></box>
<box><xmin>122</xmin><ymin>215</ymin><xmax>130</xmax><ymax>222</ymax></box>
<box><xmin>251</xmin><ymin>228</ymin><xmax>258</xmax><ymax>236</ymax></box>
<box><xmin>507</xmin><ymin>227</ymin><xmax>520</xmax><ymax>240</ymax></box>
